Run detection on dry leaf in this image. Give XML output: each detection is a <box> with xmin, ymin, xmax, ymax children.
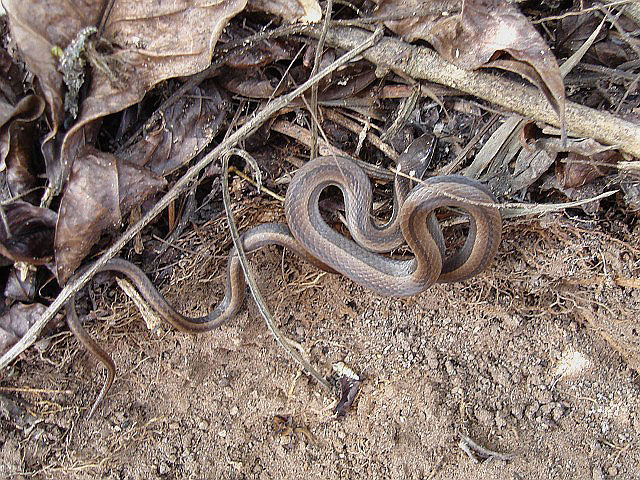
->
<box><xmin>377</xmin><ymin>0</ymin><xmax>565</xmax><ymax>131</ymax></box>
<box><xmin>55</xmin><ymin>146</ymin><xmax>166</xmax><ymax>283</ymax></box>
<box><xmin>0</xmin><ymin>95</ymin><xmax>46</xmax><ymax>201</ymax></box>
<box><xmin>0</xmin><ymin>201</ymin><xmax>57</xmax><ymax>265</ymax></box>
<box><xmin>223</xmin><ymin>26</ymin><xmax>295</xmax><ymax>69</ymax></box>
<box><xmin>0</xmin><ymin>303</ymin><xmax>47</xmax><ymax>357</ymax></box>
<box><xmin>0</xmin><ymin>95</ymin><xmax>45</xmax><ymax>167</ymax></box>
<box><xmin>376</xmin><ymin>0</ymin><xmax>459</xmax><ymax>42</ymax></box>
<box><xmin>556</xmin><ymin>13</ymin><xmax>628</xmax><ymax>67</ymax></box>
<box><xmin>557</xmin><ymin>151</ymin><xmax>619</xmax><ymax>189</ymax></box>
<box><xmin>511</xmin><ymin>147</ymin><xmax>556</xmax><ymax>192</ymax></box>
<box><xmin>248</xmin><ymin>0</ymin><xmax>321</xmax><ymax>23</ymax></box>
<box><xmin>4</xmin><ymin>268</ymin><xmax>37</xmax><ymax>302</ymax></box>
<box><xmin>122</xmin><ymin>82</ymin><xmax>227</xmax><ymax>176</ymax></box>
<box><xmin>220</xmin><ymin>70</ymin><xmax>287</xmax><ymax>98</ymax></box>
<box><xmin>3</xmin><ymin>0</ymin><xmax>248</xmax><ymax>192</ymax></box>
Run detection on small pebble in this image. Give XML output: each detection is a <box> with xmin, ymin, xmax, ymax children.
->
<box><xmin>525</xmin><ymin>402</ymin><xmax>539</xmax><ymax>420</ymax></box>
<box><xmin>445</xmin><ymin>360</ymin><xmax>455</xmax><ymax>376</ymax></box>
<box><xmin>158</xmin><ymin>462</ymin><xmax>170</xmax><ymax>475</ymax></box>
<box><xmin>475</xmin><ymin>407</ymin><xmax>493</xmax><ymax>426</ymax></box>
<box><xmin>535</xmin><ymin>387</ymin><xmax>553</xmax><ymax>404</ymax></box>
<box><xmin>592</xmin><ymin>465</ymin><xmax>604</xmax><ymax>480</ymax></box>
<box><xmin>552</xmin><ymin>405</ymin><xmax>565</xmax><ymax>422</ymax></box>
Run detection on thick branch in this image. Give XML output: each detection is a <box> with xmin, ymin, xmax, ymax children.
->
<box><xmin>310</xmin><ymin>26</ymin><xmax>640</xmax><ymax>157</ymax></box>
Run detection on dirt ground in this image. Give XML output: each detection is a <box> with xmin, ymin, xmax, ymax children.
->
<box><xmin>1</xmin><ymin>199</ymin><xmax>640</xmax><ymax>480</ymax></box>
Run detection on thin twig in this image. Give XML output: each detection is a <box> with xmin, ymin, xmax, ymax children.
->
<box><xmin>229</xmin><ymin>166</ymin><xmax>285</xmax><ymax>202</ymax></box>
<box><xmin>392</xmin><ymin>165</ymin><xmax>619</xmax><ymax>213</ymax></box>
<box><xmin>115</xmin><ymin>23</ymin><xmax>312</xmax><ymax>155</ymax></box>
<box><xmin>0</xmin><ymin>26</ymin><xmax>383</xmax><ymax>371</ymax></box>
<box><xmin>305</xmin><ymin>26</ymin><xmax>640</xmax><ymax>157</ymax></box>
<box><xmin>323</xmin><ymin>108</ymin><xmax>399</xmax><ymax>161</ymax></box>
<box><xmin>459</xmin><ymin>434</ymin><xmax>515</xmax><ymax>462</ymax></box>
<box><xmin>310</xmin><ymin>0</ymin><xmax>333</xmax><ymax>160</ymax></box>
<box><xmin>532</xmin><ymin>0</ymin><xmax>634</xmax><ymax>23</ymax></box>
<box><xmin>221</xmin><ymin>149</ymin><xmax>331</xmax><ymax>390</ymax></box>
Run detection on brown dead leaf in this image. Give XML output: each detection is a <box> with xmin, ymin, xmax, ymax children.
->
<box><xmin>3</xmin><ymin>0</ymin><xmax>248</xmax><ymax>192</ymax></box>
<box><xmin>0</xmin><ymin>201</ymin><xmax>57</xmax><ymax>265</ymax></box>
<box><xmin>511</xmin><ymin>136</ymin><xmax>620</xmax><ymax>193</ymax></box>
<box><xmin>248</xmin><ymin>0</ymin><xmax>321</xmax><ymax>23</ymax></box>
<box><xmin>0</xmin><ymin>95</ymin><xmax>45</xmax><ymax>166</ymax></box>
<box><xmin>2</xmin><ymin>0</ymin><xmax>90</xmax><ymax>185</ymax></box>
<box><xmin>4</xmin><ymin>268</ymin><xmax>37</xmax><ymax>302</ymax></box>
<box><xmin>55</xmin><ymin>146</ymin><xmax>166</xmax><ymax>284</ymax></box>
<box><xmin>0</xmin><ymin>303</ymin><xmax>47</xmax><ymax>357</ymax></box>
<box><xmin>377</xmin><ymin>0</ymin><xmax>565</xmax><ymax>132</ymax></box>
<box><xmin>220</xmin><ymin>70</ymin><xmax>288</xmax><ymax>98</ymax></box>
<box><xmin>376</xmin><ymin>0</ymin><xmax>459</xmax><ymax>42</ymax></box>
<box><xmin>122</xmin><ymin>82</ymin><xmax>227</xmax><ymax>176</ymax></box>
<box><xmin>556</xmin><ymin>13</ymin><xmax>628</xmax><ymax>67</ymax></box>
<box><xmin>223</xmin><ymin>26</ymin><xmax>296</xmax><ymax>69</ymax></box>
<box><xmin>0</xmin><ymin>95</ymin><xmax>46</xmax><ymax>201</ymax></box>
<box><xmin>510</xmin><ymin>135</ymin><xmax>621</xmax><ymax>212</ymax></box>
<box><xmin>557</xmin><ymin>150</ymin><xmax>619</xmax><ymax>189</ymax></box>
<box><xmin>317</xmin><ymin>65</ymin><xmax>378</xmax><ymax>102</ymax></box>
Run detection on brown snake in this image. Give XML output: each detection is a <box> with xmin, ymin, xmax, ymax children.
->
<box><xmin>66</xmin><ymin>135</ymin><xmax>502</xmax><ymax>417</ymax></box>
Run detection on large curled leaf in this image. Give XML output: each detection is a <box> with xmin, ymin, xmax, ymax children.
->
<box><xmin>0</xmin><ymin>95</ymin><xmax>45</xmax><ymax>167</ymax></box>
<box><xmin>55</xmin><ymin>146</ymin><xmax>166</xmax><ymax>283</ymax></box>
<box><xmin>0</xmin><ymin>201</ymin><xmax>57</xmax><ymax>265</ymax></box>
<box><xmin>0</xmin><ymin>95</ymin><xmax>46</xmax><ymax>201</ymax></box>
<box><xmin>3</xmin><ymin>0</ymin><xmax>248</xmax><ymax>192</ymax></box>
<box><xmin>376</xmin><ymin>0</ymin><xmax>565</xmax><ymax>130</ymax></box>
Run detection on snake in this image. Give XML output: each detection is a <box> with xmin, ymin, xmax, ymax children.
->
<box><xmin>65</xmin><ymin>134</ymin><xmax>502</xmax><ymax>417</ymax></box>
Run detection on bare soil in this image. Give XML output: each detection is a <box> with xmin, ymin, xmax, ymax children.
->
<box><xmin>1</xmin><ymin>201</ymin><xmax>639</xmax><ymax>480</ymax></box>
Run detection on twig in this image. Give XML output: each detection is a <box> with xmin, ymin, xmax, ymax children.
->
<box><xmin>602</xmin><ymin>0</ymin><xmax>640</xmax><ymax>24</ymax></box>
<box><xmin>532</xmin><ymin>0</ymin><xmax>634</xmax><ymax>23</ymax></box>
<box><xmin>0</xmin><ymin>26</ymin><xmax>384</xmax><ymax>371</ymax></box>
<box><xmin>458</xmin><ymin>433</ymin><xmax>515</xmax><ymax>463</ymax></box>
<box><xmin>271</xmin><ymin>119</ymin><xmax>394</xmax><ymax>181</ymax></box>
<box><xmin>323</xmin><ymin>108</ymin><xmax>399</xmax><ymax>161</ymax></box>
<box><xmin>310</xmin><ymin>0</ymin><xmax>333</xmax><ymax>159</ymax></box>
<box><xmin>228</xmin><ymin>166</ymin><xmax>285</xmax><ymax>202</ymax></box>
<box><xmin>221</xmin><ymin>149</ymin><xmax>332</xmax><ymax>390</ymax></box>
<box><xmin>392</xmin><ymin>166</ymin><xmax>618</xmax><ymax>212</ymax></box>
<box><xmin>305</xmin><ymin>26</ymin><xmax>640</xmax><ymax>157</ymax></box>
<box><xmin>115</xmin><ymin>23</ymin><xmax>312</xmax><ymax>155</ymax></box>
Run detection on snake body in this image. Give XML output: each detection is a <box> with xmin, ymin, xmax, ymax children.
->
<box><xmin>66</xmin><ymin>138</ymin><xmax>502</xmax><ymax>416</ymax></box>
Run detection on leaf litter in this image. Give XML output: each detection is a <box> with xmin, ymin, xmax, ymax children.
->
<box><xmin>0</xmin><ymin>0</ymin><xmax>638</xmax><ymax>477</ymax></box>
